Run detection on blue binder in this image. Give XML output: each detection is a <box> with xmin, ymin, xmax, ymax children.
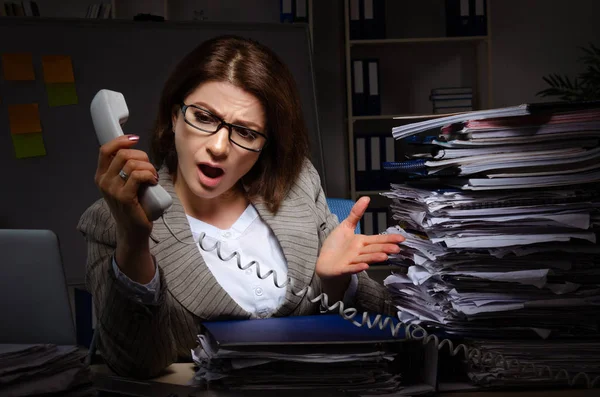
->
<box><xmin>202</xmin><ymin>314</ymin><xmax>403</xmax><ymax>347</ymax></box>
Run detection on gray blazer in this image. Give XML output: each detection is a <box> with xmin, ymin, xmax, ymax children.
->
<box><xmin>77</xmin><ymin>160</ymin><xmax>394</xmax><ymax>378</ymax></box>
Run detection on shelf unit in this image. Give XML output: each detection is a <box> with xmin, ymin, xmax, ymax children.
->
<box><xmin>2</xmin><ymin>0</ymin><xmax>313</xmax><ymax>42</ymax></box>
<box><xmin>344</xmin><ymin>1</ymin><xmax>493</xmax><ymax>208</ymax></box>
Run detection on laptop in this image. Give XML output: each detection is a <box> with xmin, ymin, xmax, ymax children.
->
<box><xmin>0</xmin><ymin>229</ymin><xmax>76</xmax><ymax>345</ymax></box>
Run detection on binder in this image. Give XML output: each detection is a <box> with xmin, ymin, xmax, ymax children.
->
<box><xmin>445</xmin><ymin>0</ymin><xmax>471</xmax><ymax>37</ymax></box>
<box><xmin>355</xmin><ymin>134</ymin><xmax>376</xmax><ymax>191</ymax></box>
<box><xmin>384</xmin><ymin>136</ymin><xmax>395</xmax><ymax>164</ymax></box>
<box><xmin>362</xmin><ymin>210</ymin><xmax>374</xmax><ymax>235</ymax></box>
<box><xmin>460</xmin><ymin>0</ymin><xmax>471</xmax><ymax>35</ymax></box>
<box><xmin>355</xmin><ymin>133</ymin><xmax>395</xmax><ymax>191</ymax></box>
<box><xmin>361</xmin><ymin>0</ymin><xmax>386</xmax><ymax>39</ymax></box>
<box><xmin>365</xmin><ymin>59</ymin><xmax>381</xmax><ymax>115</ymax></box>
<box><xmin>355</xmin><ymin>136</ymin><xmax>368</xmax><ymax>190</ymax></box>
<box><xmin>360</xmin><ymin>207</ymin><xmax>389</xmax><ymax>235</ymax></box>
<box><xmin>280</xmin><ymin>0</ymin><xmax>294</xmax><ymax>23</ymax></box>
<box><xmin>348</xmin><ymin>0</ymin><xmax>362</xmax><ymax>40</ymax></box>
<box><xmin>351</xmin><ymin>59</ymin><xmax>367</xmax><ymax>116</ymax></box>
<box><xmin>370</xmin><ymin>136</ymin><xmax>381</xmax><ymax>175</ymax></box>
<box><xmin>382</xmin><ymin>136</ymin><xmax>396</xmax><ymax>187</ymax></box>
<box><xmin>377</xmin><ymin>209</ymin><xmax>388</xmax><ymax>233</ymax></box>
<box><xmin>203</xmin><ymin>314</ymin><xmax>403</xmax><ymax>346</ymax></box>
<box><xmin>472</xmin><ymin>0</ymin><xmax>487</xmax><ymax>36</ymax></box>
<box><xmin>294</xmin><ymin>0</ymin><xmax>308</xmax><ymax>23</ymax></box>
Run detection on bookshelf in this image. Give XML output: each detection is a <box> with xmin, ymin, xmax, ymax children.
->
<box><xmin>344</xmin><ymin>0</ymin><xmax>493</xmax><ymax>213</ymax></box>
<box><xmin>1</xmin><ymin>0</ymin><xmax>313</xmax><ymax>38</ymax></box>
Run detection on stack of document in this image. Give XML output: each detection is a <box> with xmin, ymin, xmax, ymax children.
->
<box><xmin>193</xmin><ymin>337</ymin><xmax>401</xmax><ymax>393</ymax></box>
<box><xmin>0</xmin><ymin>344</ymin><xmax>93</xmax><ymax>397</ymax></box>
<box><xmin>190</xmin><ymin>315</ymin><xmax>434</xmax><ymax>395</ymax></box>
<box><xmin>465</xmin><ymin>340</ymin><xmax>600</xmax><ymax>388</ymax></box>
<box><xmin>381</xmin><ymin>104</ymin><xmax>600</xmax><ymax>387</ymax></box>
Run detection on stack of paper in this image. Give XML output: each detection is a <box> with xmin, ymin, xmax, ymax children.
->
<box><xmin>381</xmin><ymin>104</ymin><xmax>600</xmax><ymax>387</ymax></box>
<box><xmin>192</xmin><ymin>337</ymin><xmax>401</xmax><ymax>393</ymax></box>
<box><xmin>465</xmin><ymin>340</ymin><xmax>600</xmax><ymax>388</ymax></box>
<box><xmin>190</xmin><ymin>315</ymin><xmax>437</xmax><ymax>395</ymax></box>
<box><xmin>0</xmin><ymin>344</ymin><xmax>93</xmax><ymax>397</ymax></box>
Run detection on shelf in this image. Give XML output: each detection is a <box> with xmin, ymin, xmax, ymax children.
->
<box><xmin>350</xmin><ymin>36</ymin><xmax>489</xmax><ymax>46</ymax></box>
<box><xmin>344</xmin><ymin>1</ymin><xmax>492</xmax><ymax>203</ymax></box>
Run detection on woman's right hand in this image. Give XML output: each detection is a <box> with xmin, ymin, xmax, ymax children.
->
<box><xmin>95</xmin><ymin>135</ymin><xmax>159</xmax><ymax>244</ymax></box>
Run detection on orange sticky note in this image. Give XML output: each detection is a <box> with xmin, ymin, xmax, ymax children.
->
<box><xmin>42</xmin><ymin>55</ymin><xmax>75</xmax><ymax>83</ymax></box>
<box><xmin>2</xmin><ymin>53</ymin><xmax>35</xmax><ymax>81</ymax></box>
<box><xmin>8</xmin><ymin>103</ymin><xmax>42</xmax><ymax>134</ymax></box>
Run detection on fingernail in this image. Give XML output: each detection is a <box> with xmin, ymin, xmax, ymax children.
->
<box><xmin>154</xmin><ymin>173</ymin><xmax>159</xmax><ymax>181</ymax></box>
<box><xmin>128</xmin><ymin>135</ymin><xmax>139</xmax><ymax>141</ymax></box>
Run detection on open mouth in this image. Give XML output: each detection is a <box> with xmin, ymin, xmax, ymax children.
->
<box><xmin>199</xmin><ymin>164</ymin><xmax>224</xmax><ymax>179</ymax></box>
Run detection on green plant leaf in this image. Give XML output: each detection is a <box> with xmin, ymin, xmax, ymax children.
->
<box><xmin>538</xmin><ymin>42</ymin><xmax>600</xmax><ymax>101</ymax></box>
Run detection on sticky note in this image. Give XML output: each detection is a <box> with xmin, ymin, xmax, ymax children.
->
<box><xmin>8</xmin><ymin>103</ymin><xmax>42</xmax><ymax>134</ymax></box>
<box><xmin>2</xmin><ymin>53</ymin><xmax>35</xmax><ymax>81</ymax></box>
<box><xmin>11</xmin><ymin>133</ymin><xmax>46</xmax><ymax>158</ymax></box>
<box><xmin>41</xmin><ymin>55</ymin><xmax>75</xmax><ymax>83</ymax></box>
<box><xmin>46</xmin><ymin>83</ymin><xmax>78</xmax><ymax>107</ymax></box>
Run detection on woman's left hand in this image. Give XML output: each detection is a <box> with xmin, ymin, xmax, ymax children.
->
<box><xmin>316</xmin><ymin>197</ymin><xmax>405</xmax><ymax>283</ymax></box>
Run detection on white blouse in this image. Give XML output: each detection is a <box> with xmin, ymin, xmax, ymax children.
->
<box><xmin>112</xmin><ymin>204</ymin><xmax>357</xmax><ymax>315</ymax></box>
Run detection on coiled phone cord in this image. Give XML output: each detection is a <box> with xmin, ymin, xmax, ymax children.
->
<box><xmin>162</xmin><ymin>215</ymin><xmax>600</xmax><ymax>389</ymax></box>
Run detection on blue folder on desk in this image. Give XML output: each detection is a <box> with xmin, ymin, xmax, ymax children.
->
<box><xmin>202</xmin><ymin>314</ymin><xmax>404</xmax><ymax>347</ymax></box>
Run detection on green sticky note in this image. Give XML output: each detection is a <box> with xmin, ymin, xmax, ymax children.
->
<box><xmin>46</xmin><ymin>83</ymin><xmax>78</xmax><ymax>107</ymax></box>
<box><xmin>11</xmin><ymin>133</ymin><xmax>46</xmax><ymax>159</ymax></box>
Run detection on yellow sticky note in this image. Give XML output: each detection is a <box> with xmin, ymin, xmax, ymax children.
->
<box><xmin>46</xmin><ymin>83</ymin><xmax>78</xmax><ymax>107</ymax></box>
<box><xmin>2</xmin><ymin>53</ymin><xmax>35</xmax><ymax>81</ymax></box>
<box><xmin>11</xmin><ymin>133</ymin><xmax>46</xmax><ymax>159</ymax></box>
<box><xmin>42</xmin><ymin>55</ymin><xmax>75</xmax><ymax>83</ymax></box>
<box><xmin>8</xmin><ymin>103</ymin><xmax>42</xmax><ymax>134</ymax></box>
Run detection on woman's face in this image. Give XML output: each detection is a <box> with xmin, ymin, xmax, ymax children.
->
<box><xmin>172</xmin><ymin>81</ymin><xmax>266</xmax><ymax>200</ymax></box>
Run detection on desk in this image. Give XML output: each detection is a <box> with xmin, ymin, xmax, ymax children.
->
<box><xmin>92</xmin><ymin>363</ymin><xmax>599</xmax><ymax>397</ymax></box>
<box><xmin>93</xmin><ymin>363</ymin><xmax>195</xmax><ymax>386</ymax></box>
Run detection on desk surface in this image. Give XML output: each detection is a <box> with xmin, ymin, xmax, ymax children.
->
<box><xmin>92</xmin><ymin>363</ymin><xmax>599</xmax><ymax>396</ymax></box>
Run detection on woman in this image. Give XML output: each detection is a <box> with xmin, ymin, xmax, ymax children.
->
<box><xmin>77</xmin><ymin>35</ymin><xmax>404</xmax><ymax>379</ymax></box>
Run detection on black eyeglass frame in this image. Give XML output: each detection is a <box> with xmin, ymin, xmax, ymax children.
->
<box><xmin>180</xmin><ymin>103</ymin><xmax>268</xmax><ymax>152</ymax></box>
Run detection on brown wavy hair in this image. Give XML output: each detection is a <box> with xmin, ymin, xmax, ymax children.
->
<box><xmin>151</xmin><ymin>35</ymin><xmax>310</xmax><ymax>214</ymax></box>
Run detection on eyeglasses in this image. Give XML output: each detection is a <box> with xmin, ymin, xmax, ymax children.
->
<box><xmin>180</xmin><ymin>103</ymin><xmax>268</xmax><ymax>152</ymax></box>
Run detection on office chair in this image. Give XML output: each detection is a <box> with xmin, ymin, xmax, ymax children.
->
<box><xmin>0</xmin><ymin>229</ymin><xmax>77</xmax><ymax>346</ymax></box>
<box><xmin>326</xmin><ymin>198</ymin><xmax>361</xmax><ymax>234</ymax></box>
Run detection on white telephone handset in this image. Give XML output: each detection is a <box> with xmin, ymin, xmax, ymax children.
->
<box><xmin>91</xmin><ymin>89</ymin><xmax>173</xmax><ymax>221</ymax></box>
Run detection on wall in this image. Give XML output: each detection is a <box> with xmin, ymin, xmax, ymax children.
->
<box><xmin>312</xmin><ymin>0</ymin><xmax>348</xmax><ymax>197</ymax></box>
<box><xmin>490</xmin><ymin>0</ymin><xmax>600</xmax><ymax>107</ymax></box>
